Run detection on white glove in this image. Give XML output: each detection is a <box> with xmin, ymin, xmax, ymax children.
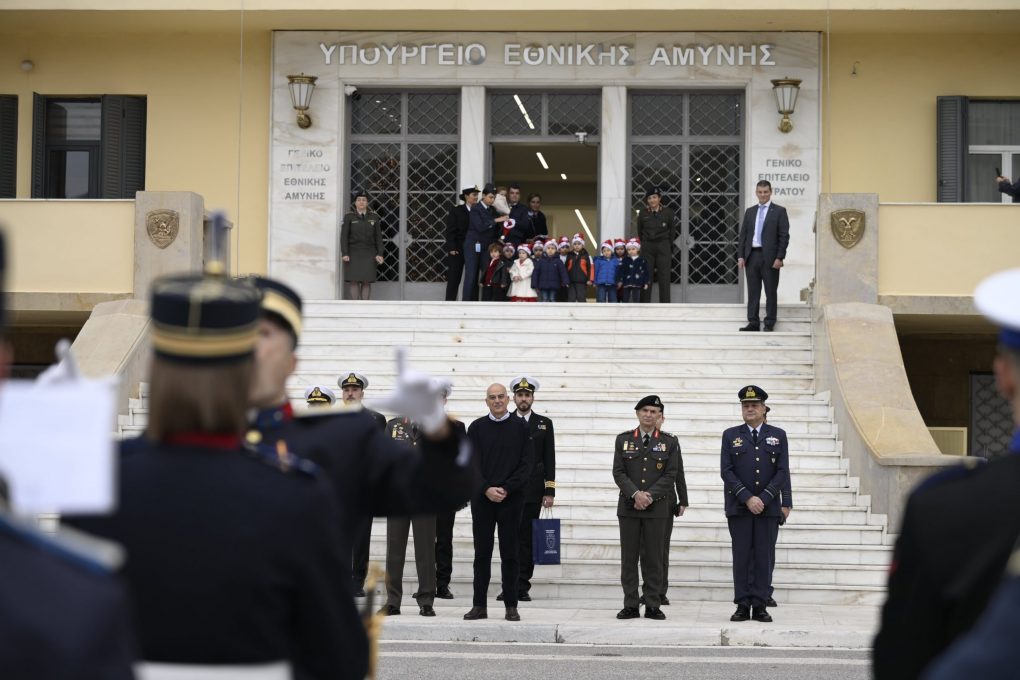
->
<box><xmin>370</xmin><ymin>348</ymin><xmax>450</xmax><ymax>436</ymax></box>
<box><xmin>35</xmin><ymin>339</ymin><xmax>81</xmax><ymax>385</ymax></box>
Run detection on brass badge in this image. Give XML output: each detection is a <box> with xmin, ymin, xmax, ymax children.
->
<box><xmin>146</xmin><ymin>209</ymin><xmax>180</xmax><ymax>249</ymax></box>
<box><xmin>830</xmin><ymin>209</ymin><xmax>866</xmax><ymax>249</ymax></box>
<box><xmin>656</xmin><ymin>461</ymin><xmax>664</xmax><ymax>470</ymax></box>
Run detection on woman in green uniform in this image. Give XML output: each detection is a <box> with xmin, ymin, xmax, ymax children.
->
<box><xmin>341</xmin><ymin>191</ymin><xmax>385</xmax><ymax>299</ymax></box>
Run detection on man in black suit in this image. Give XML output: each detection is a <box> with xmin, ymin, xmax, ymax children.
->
<box><xmin>444</xmin><ymin>186</ymin><xmax>479</xmax><ymax>301</ymax></box>
<box><xmin>504</xmin><ymin>184</ymin><xmax>534</xmax><ymax>245</ymax></box>
<box><xmin>504</xmin><ymin>375</ymin><xmax>555</xmax><ymax>602</ymax></box>
<box><xmin>873</xmin><ymin>268</ymin><xmax>1020</xmax><ymax>680</ymax></box>
<box><xmin>737</xmin><ymin>180</ymin><xmax>790</xmax><ymax>332</ymax></box>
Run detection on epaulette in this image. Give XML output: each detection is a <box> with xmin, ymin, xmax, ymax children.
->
<box><xmin>244</xmin><ymin>442</ymin><xmax>319</xmax><ymax>477</ymax></box>
<box><xmin>659</xmin><ymin>430</ymin><xmax>676</xmax><ymax>439</ymax></box>
<box><xmin>0</xmin><ymin>511</ymin><xmax>123</xmax><ymax>575</ymax></box>
<box><xmin>913</xmin><ymin>457</ymin><xmax>987</xmax><ymax>495</ymax></box>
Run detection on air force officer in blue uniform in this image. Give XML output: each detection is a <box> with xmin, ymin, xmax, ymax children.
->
<box><xmin>720</xmin><ymin>385</ymin><xmax>789</xmax><ymax>623</ymax></box>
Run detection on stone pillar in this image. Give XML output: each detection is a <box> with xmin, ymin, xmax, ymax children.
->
<box><xmin>600</xmin><ymin>86</ymin><xmax>628</xmax><ymax>241</ymax></box>
<box><xmin>133</xmin><ymin>191</ymin><xmax>205</xmax><ymax>299</ymax></box>
<box><xmin>813</xmin><ymin>193</ymin><xmax>879</xmax><ymax>306</ymax></box>
<box><xmin>460</xmin><ymin>86</ymin><xmax>486</xmax><ymax>192</ymax></box>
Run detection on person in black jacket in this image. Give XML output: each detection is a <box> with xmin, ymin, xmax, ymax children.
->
<box><xmin>737</xmin><ymin>180</ymin><xmax>790</xmax><ymax>332</ymax></box>
<box><xmin>505</xmin><ymin>376</ymin><xmax>555</xmax><ymax>602</ymax></box>
<box><xmin>463</xmin><ymin>184</ymin><xmax>507</xmax><ymax>301</ymax></box>
<box><xmin>444</xmin><ymin>186</ymin><xmax>479</xmax><ymax>301</ymax></box>
<box><xmin>464</xmin><ymin>383</ymin><xmax>534</xmax><ymax>622</ymax></box>
<box><xmin>527</xmin><ymin>193</ymin><xmax>548</xmax><ymax>238</ymax></box>
<box><xmin>996</xmin><ymin>174</ymin><xmax>1020</xmax><ymax>202</ymax></box>
<box><xmin>503</xmin><ymin>184</ymin><xmax>534</xmax><ymax>245</ymax></box>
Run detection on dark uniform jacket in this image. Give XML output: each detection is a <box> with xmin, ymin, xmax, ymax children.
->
<box><xmin>443</xmin><ymin>203</ymin><xmax>471</xmax><ymax>253</ymax></box>
<box><xmin>67</xmin><ymin>436</ymin><xmax>353</xmax><ymax>679</ymax></box>
<box><xmin>504</xmin><ymin>203</ymin><xmax>533</xmax><ymax>244</ymax></box>
<box><xmin>633</xmin><ymin>206</ymin><xmax>678</xmax><ymax>244</ymax></box>
<box><xmin>873</xmin><ymin>452</ymin><xmax>1020</xmax><ymax>680</ymax></box>
<box><xmin>467</xmin><ymin>203</ymin><xmax>498</xmax><ymax>248</ymax></box>
<box><xmin>659</xmin><ymin>429</ymin><xmax>689</xmax><ymax>511</ymax></box>
<box><xmin>737</xmin><ymin>202</ymin><xmax>790</xmax><ymax>264</ymax></box>
<box><xmin>0</xmin><ymin>514</ymin><xmax>135</xmax><ymax>680</ymax></box>
<box><xmin>386</xmin><ymin>416</ymin><xmax>422</xmax><ymax>448</ymax></box>
<box><xmin>613</xmin><ymin>428</ymin><xmax>680</xmax><ymax>519</ymax></box>
<box><xmin>998</xmin><ymin>177</ymin><xmax>1020</xmax><ymax>202</ymax></box>
<box><xmin>515</xmin><ymin>410</ymin><xmax>556</xmax><ymax>502</ymax></box>
<box><xmin>720</xmin><ymin>423</ymin><xmax>789</xmax><ymax>517</ymax></box>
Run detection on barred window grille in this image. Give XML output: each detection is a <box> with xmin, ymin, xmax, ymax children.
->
<box><xmin>970</xmin><ymin>373</ymin><xmax>1014</xmax><ymax>458</ymax></box>
<box><xmin>349</xmin><ymin>92</ymin><xmax>459</xmax><ymax>287</ymax></box>
<box><xmin>490</xmin><ymin>91</ymin><xmax>600</xmax><ymax>139</ymax></box>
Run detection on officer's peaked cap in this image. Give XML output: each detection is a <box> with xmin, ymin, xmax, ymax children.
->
<box><xmin>738</xmin><ymin>385</ymin><xmax>768</xmax><ymax>402</ymax></box>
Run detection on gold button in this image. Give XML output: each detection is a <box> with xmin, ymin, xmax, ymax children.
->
<box><xmin>246</xmin><ymin>430</ymin><xmax>262</xmax><ymax>445</ymax></box>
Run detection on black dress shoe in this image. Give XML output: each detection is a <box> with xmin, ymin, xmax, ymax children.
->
<box><xmin>518</xmin><ymin>592</ymin><xmax>532</xmax><ymax>602</ymax></box>
<box><xmin>616</xmin><ymin>607</ymin><xmax>641</xmax><ymax>620</ymax></box>
<box><xmin>763</xmin><ymin>325</ymin><xmax>775</xmax><ymax>332</ymax></box>
<box><xmin>730</xmin><ymin>605</ymin><xmax>751</xmax><ymax>622</ymax></box>
<box><xmin>419</xmin><ymin>605</ymin><xmax>436</xmax><ymax>617</ymax></box>
<box><xmin>496</xmin><ymin>592</ymin><xmax>504</xmax><ymax>601</ymax></box>
<box><xmin>638</xmin><ymin>595</ymin><xmax>645</xmax><ymax>605</ymax></box>
<box><xmin>378</xmin><ymin>604</ymin><xmax>400</xmax><ymax>616</ymax></box>
<box><xmin>766</xmin><ymin>597</ymin><xmax>778</xmax><ymax>608</ymax></box>
<box><xmin>644</xmin><ymin>607</ymin><xmax>666</xmax><ymax>620</ymax></box>
<box><xmin>505</xmin><ymin>607</ymin><xmax>521</xmax><ymax>621</ymax></box>
<box><xmin>436</xmin><ymin>586</ymin><xmax>454</xmax><ymax>599</ymax></box>
<box><xmin>463</xmin><ymin>607</ymin><xmax>487</xmax><ymax>620</ymax></box>
<box><xmin>353</xmin><ymin>587</ymin><xmax>366</xmax><ymax>598</ymax></box>
<box><xmin>739</xmin><ymin>323</ymin><xmax>760</xmax><ymax>332</ymax></box>
<box><xmin>661</xmin><ymin>596</ymin><xmax>670</xmax><ymax>606</ymax></box>
<box><xmin>752</xmin><ymin>606</ymin><xmax>773</xmax><ymax>623</ymax></box>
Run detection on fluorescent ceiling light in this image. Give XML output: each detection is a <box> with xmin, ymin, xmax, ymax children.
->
<box><xmin>513</xmin><ymin>94</ymin><xmax>536</xmax><ymax>130</ymax></box>
<box><xmin>574</xmin><ymin>209</ymin><xmax>597</xmax><ymax>250</ymax></box>
<box><xmin>560</xmin><ymin>173</ymin><xmax>568</xmax><ymax>180</ymax></box>
<box><xmin>536</xmin><ymin>152</ymin><xmax>549</xmax><ymax>170</ymax></box>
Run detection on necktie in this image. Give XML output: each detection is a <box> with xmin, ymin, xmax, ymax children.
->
<box><xmin>752</xmin><ymin>429</ymin><xmax>759</xmax><ymax>445</ymax></box>
<box><xmin>754</xmin><ymin>205</ymin><xmax>766</xmax><ymax>245</ymax></box>
<box><xmin>643</xmin><ymin>434</ymin><xmax>650</xmax><ymax>447</ymax></box>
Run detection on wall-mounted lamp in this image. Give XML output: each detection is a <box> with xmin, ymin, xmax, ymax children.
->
<box><xmin>770</xmin><ymin>77</ymin><xmax>802</xmax><ymax>133</ymax></box>
<box><xmin>286</xmin><ymin>73</ymin><xmax>318</xmax><ymax>129</ymax></box>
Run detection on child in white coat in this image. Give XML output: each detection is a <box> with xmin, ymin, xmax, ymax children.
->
<box><xmin>508</xmin><ymin>243</ymin><xmax>537</xmax><ymax>302</ymax></box>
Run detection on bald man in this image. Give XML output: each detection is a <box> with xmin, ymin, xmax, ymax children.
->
<box><xmin>463</xmin><ymin>384</ymin><xmax>534</xmax><ymax>622</ymax></box>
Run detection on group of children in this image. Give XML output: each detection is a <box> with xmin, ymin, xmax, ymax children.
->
<box><xmin>480</xmin><ymin>235</ymin><xmax>651</xmax><ymax>303</ymax></box>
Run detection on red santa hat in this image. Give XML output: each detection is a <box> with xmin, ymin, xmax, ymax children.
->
<box><xmin>614</xmin><ymin>239</ymin><xmax>626</xmax><ymax>249</ymax></box>
<box><xmin>517</xmin><ymin>242</ymin><xmax>532</xmax><ymax>254</ymax></box>
<box><xmin>601</xmin><ymin>240</ymin><xmax>614</xmax><ymax>253</ymax></box>
<box><xmin>626</xmin><ymin>238</ymin><xmax>641</xmax><ymax>250</ymax></box>
<box><xmin>533</xmin><ymin>237</ymin><xmax>545</xmax><ymax>248</ymax></box>
<box><xmin>571</xmin><ymin>233</ymin><xmax>585</xmax><ymax>245</ymax></box>
<box><xmin>558</xmin><ymin>237</ymin><xmax>570</xmax><ymax>248</ymax></box>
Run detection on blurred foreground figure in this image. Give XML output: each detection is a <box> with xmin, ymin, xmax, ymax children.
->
<box><xmin>0</xmin><ymin>231</ymin><xmax>136</xmax><ymax>680</ymax></box>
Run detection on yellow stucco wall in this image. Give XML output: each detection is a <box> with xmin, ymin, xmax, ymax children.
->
<box><xmin>878</xmin><ymin>203</ymin><xmax>1018</xmax><ymax>297</ymax></box>
<box><xmin>0</xmin><ymin>27</ymin><xmax>271</xmax><ymax>279</ymax></box>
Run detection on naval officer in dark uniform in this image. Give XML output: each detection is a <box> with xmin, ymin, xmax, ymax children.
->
<box><xmin>68</xmin><ymin>272</ymin><xmax>354</xmax><ymax>679</ymax></box>
<box><xmin>444</xmin><ymin>186</ymin><xmax>479</xmax><ymax>301</ymax></box>
<box><xmin>0</xmin><ymin>231</ymin><xmax>136</xmax><ymax>680</ymax></box>
<box><xmin>507</xmin><ymin>375</ymin><xmax>556</xmax><ymax>602</ymax></box>
<box><xmin>632</xmin><ymin>186</ymin><xmax>678</xmax><ymax>304</ymax></box>
<box><xmin>614</xmin><ymin>395</ymin><xmax>680</xmax><ymax>620</ymax></box>
<box><xmin>873</xmin><ymin>268</ymin><xmax>1020</xmax><ymax>680</ymax></box>
<box><xmin>721</xmin><ymin>385</ymin><xmax>789</xmax><ymax>623</ymax></box>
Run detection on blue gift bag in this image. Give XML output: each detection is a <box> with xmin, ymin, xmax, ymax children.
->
<box><xmin>532</xmin><ymin>508</ymin><xmax>561</xmax><ymax>565</ymax></box>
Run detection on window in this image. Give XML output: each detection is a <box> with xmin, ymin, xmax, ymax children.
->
<box><xmin>937</xmin><ymin>97</ymin><xmax>1020</xmax><ymax>203</ymax></box>
<box><xmin>0</xmin><ymin>95</ymin><xmax>15</xmax><ymax>198</ymax></box>
<box><xmin>31</xmin><ymin>94</ymin><xmax>146</xmax><ymax>199</ymax></box>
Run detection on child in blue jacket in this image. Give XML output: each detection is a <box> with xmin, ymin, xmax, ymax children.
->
<box><xmin>531</xmin><ymin>240</ymin><xmax>569</xmax><ymax>302</ymax></box>
<box><xmin>593</xmin><ymin>240</ymin><xmax>620</xmax><ymax>303</ymax></box>
<box><xmin>616</xmin><ymin>238</ymin><xmax>650</xmax><ymax>303</ymax></box>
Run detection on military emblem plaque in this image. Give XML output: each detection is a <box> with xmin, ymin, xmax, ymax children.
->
<box><xmin>146</xmin><ymin>209</ymin><xmax>180</xmax><ymax>249</ymax></box>
<box><xmin>830</xmin><ymin>209</ymin><xmax>865</xmax><ymax>249</ymax></box>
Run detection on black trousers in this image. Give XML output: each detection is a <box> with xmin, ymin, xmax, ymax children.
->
<box><xmin>619</xmin><ymin>515</ymin><xmax>669</xmax><ymax>609</ymax></box>
<box><xmin>471</xmin><ymin>495</ymin><xmax>524</xmax><ymax>607</ymax></box>
<box><xmin>352</xmin><ymin>515</ymin><xmax>373</xmax><ymax>589</ymax></box>
<box><xmin>462</xmin><ymin>242</ymin><xmax>483</xmax><ymax>301</ymax></box>
<box><xmin>567</xmin><ymin>282</ymin><xmax>588</xmax><ymax>302</ymax></box>
<box><xmin>640</xmin><ymin>240</ymin><xmax>672</xmax><ymax>303</ymax></box>
<box><xmin>435</xmin><ymin>509</ymin><xmax>456</xmax><ymax>590</ymax></box>
<box><xmin>744</xmin><ymin>249</ymin><xmax>780</xmax><ymax>327</ymax></box>
<box><xmin>727</xmin><ymin>514</ymin><xmax>779</xmax><ymax>608</ymax></box>
<box><xmin>517</xmin><ymin>501</ymin><xmax>542</xmax><ymax>594</ymax></box>
<box><xmin>445</xmin><ymin>253</ymin><xmax>464</xmax><ymax>301</ymax></box>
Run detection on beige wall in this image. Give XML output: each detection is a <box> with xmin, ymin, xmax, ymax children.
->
<box><xmin>0</xmin><ymin>200</ymin><xmax>134</xmax><ymax>292</ymax></box>
<box><xmin>0</xmin><ymin>26</ymin><xmax>271</xmax><ymax>278</ymax></box>
<box><xmin>824</xmin><ymin>32</ymin><xmax>1020</xmax><ymax>202</ymax></box>
<box><xmin>878</xmin><ymin>204</ymin><xmax>1018</xmax><ymax>297</ymax></box>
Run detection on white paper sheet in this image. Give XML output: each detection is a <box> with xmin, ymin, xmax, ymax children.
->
<box><xmin>0</xmin><ymin>379</ymin><xmax>117</xmax><ymax>515</ymax></box>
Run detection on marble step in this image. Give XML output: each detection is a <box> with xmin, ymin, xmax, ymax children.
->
<box><xmin>300</xmin><ymin>316</ymin><xmax>812</xmax><ymax>333</ymax></box>
<box><xmin>546</xmin><ymin>450</ymin><xmax>846</xmax><ymax>469</ymax></box>
<box><xmin>301</xmin><ymin>301</ymin><xmax>814</xmax><ymax>319</ymax></box>
<box><xmin>560</xmin><ymin>483</ymin><xmax>863</xmax><ymax>507</ymax></box>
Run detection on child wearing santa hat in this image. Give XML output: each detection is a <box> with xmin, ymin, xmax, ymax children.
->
<box><xmin>532</xmin><ymin>240</ymin><xmax>569</xmax><ymax>302</ymax></box>
<box><xmin>594</xmin><ymin>239</ymin><xmax>620</xmax><ymax>303</ymax></box>
<box><xmin>565</xmin><ymin>233</ymin><xmax>594</xmax><ymax>303</ymax></box>
<box><xmin>616</xmin><ymin>238</ymin><xmax>650</xmax><ymax>303</ymax></box>
<box><xmin>509</xmin><ymin>243</ymin><xmax>538</xmax><ymax>302</ymax></box>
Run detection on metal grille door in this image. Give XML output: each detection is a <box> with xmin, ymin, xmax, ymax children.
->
<box><xmin>348</xmin><ymin>91</ymin><xmax>459</xmax><ymax>300</ymax></box>
<box><xmin>970</xmin><ymin>373</ymin><xmax>1014</xmax><ymax>458</ymax></box>
<box><xmin>629</xmin><ymin>91</ymin><xmax>743</xmax><ymax>302</ymax></box>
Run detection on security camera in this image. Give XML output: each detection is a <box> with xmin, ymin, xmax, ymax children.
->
<box><xmin>575</xmin><ymin>131</ymin><xmax>588</xmax><ymax>145</ymax></box>
<box><xmin>344</xmin><ymin>85</ymin><xmax>358</xmax><ymax>97</ymax></box>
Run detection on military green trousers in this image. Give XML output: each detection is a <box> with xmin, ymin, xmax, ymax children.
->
<box><xmin>619</xmin><ymin>515</ymin><xmax>670</xmax><ymax>609</ymax></box>
<box><xmin>386</xmin><ymin>515</ymin><xmax>437</xmax><ymax>608</ymax></box>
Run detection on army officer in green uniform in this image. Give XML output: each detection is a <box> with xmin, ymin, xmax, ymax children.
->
<box><xmin>613</xmin><ymin>395</ymin><xmax>681</xmax><ymax>621</ymax></box>
<box><xmin>632</xmin><ymin>186</ymin><xmax>679</xmax><ymax>304</ymax></box>
<box><xmin>341</xmin><ymin>190</ymin><xmax>385</xmax><ymax>300</ymax></box>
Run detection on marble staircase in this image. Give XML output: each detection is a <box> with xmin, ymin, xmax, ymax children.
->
<box><xmin>118</xmin><ymin>301</ymin><xmax>893</xmax><ymax>606</ymax></box>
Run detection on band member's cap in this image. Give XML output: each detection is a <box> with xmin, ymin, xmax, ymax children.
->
<box><xmin>246</xmin><ymin>276</ymin><xmax>303</xmax><ymax>339</ymax></box>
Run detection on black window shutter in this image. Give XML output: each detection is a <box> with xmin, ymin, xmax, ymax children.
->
<box><xmin>30</xmin><ymin>93</ymin><xmax>46</xmax><ymax>198</ymax></box>
<box><xmin>122</xmin><ymin>96</ymin><xmax>146</xmax><ymax>198</ymax></box>
<box><xmin>100</xmin><ymin>95</ymin><xmax>125</xmax><ymax>199</ymax></box>
<box><xmin>0</xmin><ymin>95</ymin><xmax>16</xmax><ymax>198</ymax></box>
<box><xmin>937</xmin><ymin>96</ymin><xmax>968</xmax><ymax>203</ymax></box>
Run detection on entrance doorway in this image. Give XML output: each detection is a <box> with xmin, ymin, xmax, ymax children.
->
<box><xmin>490</xmin><ymin>143</ymin><xmax>599</xmax><ymax>251</ymax></box>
